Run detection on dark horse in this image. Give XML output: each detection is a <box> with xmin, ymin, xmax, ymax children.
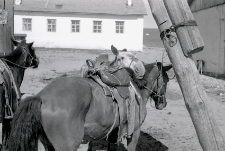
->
<box><xmin>0</xmin><ymin>38</ymin><xmax>39</xmax><ymax>150</ymax></box>
<box><xmin>8</xmin><ymin>48</ymin><xmax>172</xmax><ymax>151</ymax></box>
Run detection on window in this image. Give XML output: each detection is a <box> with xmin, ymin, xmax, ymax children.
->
<box><xmin>93</xmin><ymin>21</ymin><xmax>102</xmax><ymax>33</ymax></box>
<box><xmin>71</xmin><ymin>20</ymin><xmax>80</xmax><ymax>33</ymax></box>
<box><xmin>22</xmin><ymin>18</ymin><xmax>32</xmax><ymax>31</ymax></box>
<box><xmin>116</xmin><ymin>21</ymin><xmax>124</xmax><ymax>33</ymax></box>
<box><xmin>47</xmin><ymin>19</ymin><xmax>56</xmax><ymax>32</ymax></box>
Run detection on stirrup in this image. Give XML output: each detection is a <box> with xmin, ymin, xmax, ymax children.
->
<box><xmin>4</xmin><ymin>104</ymin><xmax>13</xmax><ymax>119</ymax></box>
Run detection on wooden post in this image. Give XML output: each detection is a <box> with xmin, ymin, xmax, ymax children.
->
<box><xmin>148</xmin><ymin>0</ymin><xmax>225</xmax><ymax>150</ymax></box>
<box><xmin>163</xmin><ymin>0</ymin><xmax>204</xmax><ymax>56</ymax></box>
<box><xmin>0</xmin><ymin>0</ymin><xmax>14</xmax><ymax>54</ymax></box>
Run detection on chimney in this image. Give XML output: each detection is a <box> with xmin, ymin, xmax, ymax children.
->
<box><xmin>127</xmin><ymin>0</ymin><xmax>133</xmax><ymax>6</ymax></box>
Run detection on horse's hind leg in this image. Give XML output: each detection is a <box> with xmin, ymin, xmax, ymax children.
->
<box><xmin>127</xmin><ymin>128</ymin><xmax>140</xmax><ymax>151</ymax></box>
<box><xmin>87</xmin><ymin>141</ymin><xmax>93</xmax><ymax>151</ymax></box>
<box><xmin>39</xmin><ymin>132</ymin><xmax>55</xmax><ymax>151</ymax></box>
<box><xmin>42</xmin><ymin>117</ymin><xmax>85</xmax><ymax>151</ymax></box>
<box><xmin>42</xmin><ymin>101</ymin><xmax>88</xmax><ymax>151</ymax></box>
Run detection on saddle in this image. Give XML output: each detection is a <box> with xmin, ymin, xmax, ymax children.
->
<box><xmin>0</xmin><ymin>59</ymin><xmax>20</xmax><ymax>121</ymax></box>
<box><xmin>85</xmin><ymin>54</ymin><xmax>131</xmax><ymax>97</ymax></box>
<box><xmin>83</xmin><ymin>54</ymin><xmax>141</xmax><ymax>140</ymax></box>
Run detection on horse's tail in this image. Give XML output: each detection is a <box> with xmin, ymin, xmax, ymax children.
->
<box><xmin>8</xmin><ymin>96</ymin><xmax>43</xmax><ymax>151</ymax></box>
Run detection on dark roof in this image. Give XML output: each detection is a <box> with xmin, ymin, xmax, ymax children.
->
<box><xmin>14</xmin><ymin>0</ymin><xmax>146</xmax><ymax>15</ymax></box>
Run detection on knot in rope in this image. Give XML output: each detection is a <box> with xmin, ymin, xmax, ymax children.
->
<box><xmin>159</xmin><ymin>20</ymin><xmax>198</xmax><ymax>47</ymax></box>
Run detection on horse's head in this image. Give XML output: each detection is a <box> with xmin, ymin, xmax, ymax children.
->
<box><xmin>111</xmin><ymin>45</ymin><xmax>145</xmax><ymax>79</ymax></box>
<box><xmin>146</xmin><ymin>62</ymin><xmax>172</xmax><ymax>110</ymax></box>
<box><xmin>9</xmin><ymin>37</ymin><xmax>39</xmax><ymax>68</ymax></box>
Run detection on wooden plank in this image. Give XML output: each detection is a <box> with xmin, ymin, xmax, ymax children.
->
<box><xmin>163</xmin><ymin>0</ymin><xmax>204</xmax><ymax>56</ymax></box>
<box><xmin>148</xmin><ymin>0</ymin><xmax>225</xmax><ymax>150</ymax></box>
<box><xmin>0</xmin><ymin>0</ymin><xmax>4</xmax><ymax>53</ymax></box>
<box><xmin>0</xmin><ymin>0</ymin><xmax>14</xmax><ymax>54</ymax></box>
<box><xmin>5</xmin><ymin>0</ymin><xmax>14</xmax><ymax>52</ymax></box>
<box><xmin>5</xmin><ymin>0</ymin><xmax>13</xmax><ymax>34</ymax></box>
<box><xmin>6</xmin><ymin>25</ymin><xmax>11</xmax><ymax>53</ymax></box>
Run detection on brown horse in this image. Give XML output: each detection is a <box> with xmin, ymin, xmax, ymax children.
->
<box><xmin>0</xmin><ymin>38</ymin><xmax>39</xmax><ymax>151</ymax></box>
<box><xmin>7</xmin><ymin>48</ymin><xmax>172</xmax><ymax>151</ymax></box>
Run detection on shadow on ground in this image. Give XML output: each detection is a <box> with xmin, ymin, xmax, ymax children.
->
<box><xmin>82</xmin><ymin>131</ymin><xmax>168</xmax><ymax>151</ymax></box>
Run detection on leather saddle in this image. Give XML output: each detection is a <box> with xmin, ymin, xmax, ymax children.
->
<box><xmin>85</xmin><ymin>54</ymin><xmax>131</xmax><ymax>99</ymax></box>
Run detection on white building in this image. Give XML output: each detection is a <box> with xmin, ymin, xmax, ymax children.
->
<box><xmin>188</xmin><ymin>0</ymin><xmax>225</xmax><ymax>74</ymax></box>
<box><xmin>14</xmin><ymin>0</ymin><xmax>146</xmax><ymax>51</ymax></box>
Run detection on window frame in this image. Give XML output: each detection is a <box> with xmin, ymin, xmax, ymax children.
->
<box><xmin>47</xmin><ymin>19</ymin><xmax>56</xmax><ymax>32</ymax></box>
<box><xmin>93</xmin><ymin>21</ymin><xmax>102</xmax><ymax>33</ymax></box>
<box><xmin>115</xmin><ymin>21</ymin><xmax>124</xmax><ymax>34</ymax></box>
<box><xmin>22</xmin><ymin>18</ymin><xmax>32</xmax><ymax>31</ymax></box>
<box><xmin>71</xmin><ymin>20</ymin><xmax>80</xmax><ymax>33</ymax></box>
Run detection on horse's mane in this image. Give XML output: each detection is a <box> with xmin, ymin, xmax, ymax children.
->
<box><xmin>0</xmin><ymin>46</ymin><xmax>23</xmax><ymax>61</ymax></box>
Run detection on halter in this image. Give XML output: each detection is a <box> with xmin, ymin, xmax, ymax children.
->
<box><xmin>2</xmin><ymin>47</ymin><xmax>35</xmax><ymax>69</ymax></box>
<box><xmin>143</xmin><ymin>65</ymin><xmax>165</xmax><ymax>99</ymax></box>
<box><xmin>129</xmin><ymin>59</ymin><xmax>134</xmax><ymax>68</ymax></box>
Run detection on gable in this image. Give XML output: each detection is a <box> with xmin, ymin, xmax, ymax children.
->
<box><xmin>14</xmin><ymin>0</ymin><xmax>147</xmax><ymax>15</ymax></box>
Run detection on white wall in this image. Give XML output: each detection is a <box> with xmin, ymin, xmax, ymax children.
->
<box><xmin>192</xmin><ymin>4</ymin><xmax>225</xmax><ymax>73</ymax></box>
<box><xmin>14</xmin><ymin>12</ymin><xmax>144</xmax><ymax>51</ymax></box>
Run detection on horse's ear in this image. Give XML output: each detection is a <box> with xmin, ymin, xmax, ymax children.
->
<box><xmin>10</xmin><ymin>37</ymin><xmax>19</xmax><ymax>46</ymax></box>
<box><xmin>111</xmin><ymin>45</ymin><xmax>119</xmax><ymax>56</ymax></box>
<box><xmin>28</xmin><ymin>42</ymin><xmax>34</xmax><ymax>48</ymax></box>
<box><xmin>162</xmin><ymin>64</ymin><xmax>173</xmax><ymax>72</ymax></box>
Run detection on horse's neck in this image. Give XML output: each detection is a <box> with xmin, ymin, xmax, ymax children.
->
<box><xmin>7</xmin><ymin>54</ymin><xmax>26</xmax><ymax>87</ymax></box>
<box><xmin>139</xmin><ymin>89</ymin><xmax>151</xmax><ymax>105</ymax></box>
<box><xmin>10</xmin><ymin>66</ymin><xmax>25</xmax><ymax>88</ymax></box>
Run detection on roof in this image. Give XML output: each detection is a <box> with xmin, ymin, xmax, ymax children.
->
<box><xmin>187</xmin><ymin>0</ymin><xmax>225</xmax><ymax>12</ymax></box>
<box><xmin>14</xmin><ymin>0</ymin><xmax>147</xmax><ymax>15</ymax></box>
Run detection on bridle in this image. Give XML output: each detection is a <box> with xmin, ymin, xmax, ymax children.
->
<box><xmin>128</xmin><ymin>59</ymin><xmax>134</xmax><ymax>68</ymax></box>
<box><xmin>22</xmin><ymin>47</ymin><xmax>35</xmax><ymax>66</ymax></box>
<box><xmin>143</xmin><ymin>65</ymin><xmax>165</xmax><ymax>100</ymax></box>
<box><xmin>2</xmin><ymin>46</ymin><xmax>36</xmax><ymax>69</ymax></box>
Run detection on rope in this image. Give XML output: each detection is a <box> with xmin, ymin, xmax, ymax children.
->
<box><xmin>160</xmin><ymin>20</ymin><xmax>198</xmax><ymax>47</ymax></box>
<box><xmin>1</xmin><ymin>58</ymin><xmax>27</xmax><ymax>69</ymax></box>
<box><xmin>170</xmin><ymin>20</ymin><xmax>197</xmax><ymax>32</ymax></box>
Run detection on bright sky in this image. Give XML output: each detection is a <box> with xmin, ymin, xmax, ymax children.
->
<box><xmin>142</xmin><ymin>0</ymin><xmax>158</xmax><ymax>28</ymax></box>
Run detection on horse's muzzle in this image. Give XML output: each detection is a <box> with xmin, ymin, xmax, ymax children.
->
<box><xmin>32</xmin><ymin>58</ymin><xmax>39</xmax><ymax>68</ymax></box>
<box><xmin>155</xmin><ymin>97</ymin><xmax>167</xmax><ymax>110</ymax></box>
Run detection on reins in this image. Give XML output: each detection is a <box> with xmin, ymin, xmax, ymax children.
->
<box><xmin>1</xmin><ymin>47</ymin><xmax>35</xmax><ymax>69</ymax></box>
<box><xmin>1</xmin><ymin>59</ymin><xmax>27</xmax><ymax>69</ymax></box>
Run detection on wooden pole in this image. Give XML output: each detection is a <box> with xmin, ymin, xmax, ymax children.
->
<box><xmin>163</xmin><ymin>0</ymin><xmax>204</xmax><ymax>56</ymax></box>
<box><xmin>0</xmin><ymin>0</ymin><xmax>14</xmax><ymax>54</ymax></box>
<box><xmin>147</xmin><ymin>0</ymin><xmax>225</xmax><ymax>150</ymax></box>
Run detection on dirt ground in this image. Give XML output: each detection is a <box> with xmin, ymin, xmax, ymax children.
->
<box><xmin>17</xmin><ymin>46</ymin><xmax>225</xmax><ymax>151</ymax></box>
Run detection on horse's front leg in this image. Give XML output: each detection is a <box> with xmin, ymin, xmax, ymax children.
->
<box><xmin>127</xmin><ymin>128</ymin><xmax>140</xmax><ymax>151</ymax></box>
<box><xmin>107</xmin><ymin>127</ymin><xmax>119</xmax><ymax>151</ymax></box>
<box><xmin>87</xmin><ymin>140</ymin><xmax>93</xmax><ymax>151</ymax></box>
